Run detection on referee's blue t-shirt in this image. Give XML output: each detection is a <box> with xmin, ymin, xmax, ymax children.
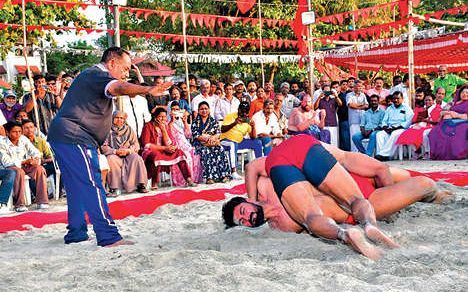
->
<box><xmin>48</xmin><ymin>64</ymin><xmax>117</xmax><ymax>147</ymax></box>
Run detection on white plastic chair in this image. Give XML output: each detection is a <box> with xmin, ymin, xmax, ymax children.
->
<box><xmin>237</xmin><ymin>149</ymin><xmax>255</xmax><ymax>173</ymax></box>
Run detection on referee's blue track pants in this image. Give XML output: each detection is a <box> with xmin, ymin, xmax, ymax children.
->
<box><xmin>49</xmin><ymin>142</ymin><xmax>122</xmax><ymax>246</ymax></box>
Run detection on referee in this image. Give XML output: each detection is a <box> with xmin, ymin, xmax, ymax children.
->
<box><xmin>48</xmin><ymin>47</ymin><xmax>171</xmax><ymax>247</ymax></box>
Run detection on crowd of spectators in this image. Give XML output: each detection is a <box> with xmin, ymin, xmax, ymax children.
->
<box><xmin>0</xmin><ymin>63</ymin><xmax>466</xmax><ymax>214</ymax></box>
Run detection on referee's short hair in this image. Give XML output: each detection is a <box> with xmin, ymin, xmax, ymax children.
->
<box><xmin>101</xmin><ymin>47</ymin><xmax>130</xmax><ymax>63</ymax></box>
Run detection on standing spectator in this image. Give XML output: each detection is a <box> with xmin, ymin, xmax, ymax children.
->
<box><xmin>351</xmin><ymin>95</ymin><xmax>385</xmax><ymax>156</ymax></box>
<box><xmin>390</xmin><ymin>73</ymin><xmax>410</xmax><ymax>107</ymax></box>
<box><xmin>433</xmin><ymin>65</ymin><xmax>466</xmax><ymax>102</ymax></box>
<box><xmin>264</xmin><ymin>81</ymin><xmax>276</xmax><ymax>100</ymax></box>
<box><xmin>45</xmin><ymin>74</ymin><xmax>61</xmax><ymax>104</ymax></box>
<box><xmin>290</xmin><ymin>80</ymin><xmax>301</xmax><ymax>97</ymax></box>
<box><xmin>191</xmin><ymin>79</ymin><xmax>216</xmax><ymax>119</ymax></box>
<box><xmin>249</xmin><ymin>87</ymin><xmax>267</xmax><ymax>118</ymax></box>
<box><xmin>1</xmin><ymin>90</ymin><xmax>22</xmax><ymax>122</ymax></box>
<box><xmin>367</xmin><ymin>77</ymin><xmax>390</xmax><ymax>109</ymax></box>
<box><xmin>0</xmin><ymin>121</ymin><xmax>49</xmax><ymax>212</ymax></box>
<box><xmin>392</xmin><ymin>75</ymin><xmax>402</xmax><ymax>87</ymax></box>
<box><xmin>233</xmin><ymin>80</ymin><xmax>250</xmax><ymax>104</ymax></box>
<box><xmin>47</xmin><ymin>47</ymin><xmax>170</xmax><ymax>247</ymax></box>
<box><xmin>280</xmin><ymin>82</ymin><xmax>300</xmax><ymax>118</ymax></box>
<box><xmin>272</xmin><ymin>93</ymin><xmax>288</xmax><ymax>136</ymax></box>
<box><xmin>59</xmin><ymin>74</ymin><xmax>73</xmax><ymax>100</ymax></box>
<box><xmin>347</xmin><ymin>80</ymin><xmax>369</xmax><ymax>152</ymax></box>
<box><xmin>246</xmin><ymin>80</ymin><xmax>257</xmax><ymax>101</ymax></box>
<box><xmin>140</xmin><ymin>108</ymin><xmax>196</xmax><ymax>189</ymax></box>
<box><xmin>23</xmin><ymin>74</ymin><xmax>60</xmax><ymax>134</ymax></box>
<box><xmin>191</xmin><ymin>101</ymin><xmax>231</xmax><ymax>184</ymax></box>
<box><xmin>297</xmin><ymin>78</ymin><xmax>311</xmax><ymax>101</ymax></box>
<box><xmin>313</xmin><ymin>75</ymin><xmax>331</xmax><ymax>103</ymax></box>
<box><xmin>252</xmin><ymin>99</ymin><xmax>283</xmax><ymax>155</ymax></box>
<box><xmin>317</xmin><ymin>85</ymin><xmax>342</xmax><ymax>146</ymax></box>
<box><xmin>375</xmin><ymin>91</ymin><xmax>414</xmax><ymax>161</ymax></box>
<box><xmin>337</xmin><ymin>80</ymin><xmax>351</xmax><ymax>151</ymax></box>
<box><xmin>214</xmin><ymin>83</ymin><xmax>240</xmax><ymax>121</ymax></box>
<box><xmin>101</xmin><ymin>111</ymin><xmax>148</xmax><ymax>195</ymax></box>
<box><xmin>167</xmin><ymin>86</ymin><xmax>191</xmax><ymax>122</ymax></box>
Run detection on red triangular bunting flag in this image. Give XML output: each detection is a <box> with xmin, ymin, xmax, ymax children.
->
<box><xmin>201</xmin><ymin>38</ymin><xmax>208</xmax><ymax>46</ymax></box>
<box><xmin>236</xmin><ymin>0</ymin><xmax>256</xmax><ymax>14</ymax></box>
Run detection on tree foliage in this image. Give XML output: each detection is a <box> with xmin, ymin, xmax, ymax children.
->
<box><xmin>0</xmin><ymin>0</ymin><xmax>91</xmax><ymax>58</ymax></box>
<box><xmin>46</xmin><ymin>41</ymin><xmax>100</xmax><ymax>74</ymax></box>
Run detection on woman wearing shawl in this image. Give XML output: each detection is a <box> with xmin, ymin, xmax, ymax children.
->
<box><xmin>396</xmin><ymin>94</ymin><xmax>442</xmax><ymax>159</ymax></box>
<box><xmin>101</xmin><ymin>111</ymin><xmax>148</xmax><ymax>194</ymax></box>
<box><xmin>191</xmin><ymin>101</ymin><xmax>231</xmax><ymax>184</ymax></box>
<box><xmin>141</xmin><ymin>108</ymin><xmax>196</xmax><ymax>189</ymax></box>
<box><xmin>429</xmin><ymin>84</ymin><xmax>468</xmax><ymax>160</ymax></box>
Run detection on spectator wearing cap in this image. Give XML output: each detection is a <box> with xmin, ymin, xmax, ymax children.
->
<box><xmin>280</xmin><ymin>82</ymin><xmax>300</xmax><ymax>118</ymax></box>
<box><xmin>220</xmin><ymin>102</ymin><xmax>262</xmax><ymax>179</ymax></box>
<box><xmin>233</xmin><ymin>80</ymin><xmax>250</xmax><ymax>104</ymax></box>
<box><xmin>191</xmin><ymin>79</ymin><xmax>217</xmax><ymax>119</ymax></box>
<box><xmin>1</xmin><ymin>90</ymin><xmax>22</xmax><ymax>122</ymax></box>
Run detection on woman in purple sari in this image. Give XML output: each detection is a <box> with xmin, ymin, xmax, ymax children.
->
<box><xmin>429</xmin><ymin>85</ymin><xmax>468</xmax><ymax>160</ymax></box>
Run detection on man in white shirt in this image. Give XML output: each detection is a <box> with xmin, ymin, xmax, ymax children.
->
<box><xmin>347</xmin><ymin>80</ymin><xmax>369</xmax><ymax>152</ymax></box>
<box><xmin>367</xmin><ymin>77</ymin><xmax>390</xmax><ymax>109</ymax></box>
<box><xmin>280</xmin><ymin>82</ymin><xmax>301</xmax><ymax>118</ymax></box>
<box><xmin>313</xmin><ymin>75</ymin><xmax>331</xmax><ymax>104</ymax></box>
<box><xmin>214</xmin><ymin>83</ymin><xmax>240</xmax><ymax>121</ymax></box>
<box><xmin>119</xmin><ymin>94</ymin><xmax>152</xmax><ymax>137</ymax></box>
<box><xmin>0</xmin><ymin>121</ymin><xmax>49</xmax><ymax>212</ymax></box>
<box><xmin>252</xmin><ymin>99</ymin><xmax>283</xmax><ymax>155</ymax></box>
<box><xmin>390</xmin><ymin>73</ymin><xmax>410</xmax><ymax>107</ymax></box>
<box><xmin>191</xmin><ymin>79</ymin><xmax>217</xmax><ymax>118</ymax></box>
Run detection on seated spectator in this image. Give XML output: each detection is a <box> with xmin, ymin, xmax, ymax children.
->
<box><xmin>316</xmin><ymin>84</ymin><xmax>342</xmax><ymax>146</ymax></box>
<box><xmin>375</xmin><ymin>91</ymin><xmax>414</xmax><ymax>161</ymax></box>
<box><xmin>23</xmin><ymin>74</ymin><xmax>60</xmax><ymax>134</ymax></box>
<box><xmin>101</xmin><ymin>111</ymin><xmax>148</xmax><ymax>195</ymax></box>
<box><xmin>1</xmin><ymin>90</ymin><xmax>22</xmax><ymax>122</ymax></box>
<box><xmin>396</xmin><ymin>94</ymin><xmax>441</xmax><ymax>159</ymax></box>
<box><xmin>168</xmin><ymin>101</ymin><xmax>202</xmax><ymax>186</ymax></box>
<box><xmin>288</xmin><ymin>94</ymin><xmax>329</xmax><ymax>143</ymax></box>
<box><xmin>434</xmin><ymin>87</ymin><xmax>448</xmax><ymax>109</ymax></box>
<box><xmin>220</xmin><ymin>102</ymin><xmax>261</xmax><ymax>179</ymax></box>
<box><xmin>351</xmin><ymin>95</ymin><xmax>385</xmax><ymax>156</ymax></box>
<box><xmin>191</xmin><ymin>101</ymin><xmax>231</xmax><ymax>184</ymax></box>
<box><xmin>252</xmin><ymin>99</ymin><xmax>283</xmax><ymax>154</ymax></box>
<box><xmin>15</xmin><ymin>110</ymin><xmax>29</xmax><ymax>123</ymax></box>
<box><xmin>141</xmin><ymin>108</ymin><xmax>196</xmax><ymax>189</ymax></box>
<box><xmin>0</xmin><ymin>168</ymin><xmax>16</xmax><ymax>213</ymax></box>
<box><xmin>0</xmin><ymin>121</ymin><xmax>48</xmax><ymax>212</ymax></box>
<box><xmin>249</xmin><ymin>86</ymin><xmax>267</xmax><ymax>118</ymax></box>
<box><xmin>21</xmin><ymin>119</ymin><xmax>62</xmax><ymax>197</ymax></box>
<box><xmin>347</xmin><ymin>80</ymin><xmax>369</xmax><ymax>152</ymax></box>
<box><xmin>214</xmin><ymin>83</ymin><xmax>240</xmax><ymax>121</ymax></box>
<box><xmin>429</xmin><ymin>85</ymin><xmax>468</xmax><ymax>160</ymax></box>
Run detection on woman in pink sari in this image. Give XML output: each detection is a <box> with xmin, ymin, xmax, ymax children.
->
<box><xmin>396</xmin><ymin>94</ymin><xmax>442</xmax><ymax>158</ymax></box>
<box><xmin>167</xmin><ymin>101</ymin><xmax>202</xmax><ymax>186</ymax></box>
<box><xmin>140</xmin><ymin>108</ymin><xmax>196</xmax><ymax>189</ymax></box>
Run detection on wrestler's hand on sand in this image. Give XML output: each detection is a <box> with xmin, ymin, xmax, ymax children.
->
<box><xmin>148</xmin><ymin>81</ymin><xmax>173</xmax><ymax>96</ymax></box>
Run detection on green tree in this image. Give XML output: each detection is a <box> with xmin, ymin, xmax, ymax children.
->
<box><xmin>0</xmin><ymin>0</ymin><xmax>92</xmax><ymax>58</ymax></box>
<box><xmin>46</xmin><ymin>41</ymin><xmax>100</xmax><ymax>74</ymax></box>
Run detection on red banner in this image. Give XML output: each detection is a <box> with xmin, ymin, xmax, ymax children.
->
<box><xmin>237</xmin><ymin>0</ymin><xmax>256</xmax><ymax>14</ymax></box>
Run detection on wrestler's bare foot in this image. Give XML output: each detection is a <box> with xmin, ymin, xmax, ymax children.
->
<box><xmin>364</xmin><ymin>224</ymin><xmax>400</xmax><ymax>249</ymax></box>
<box><xmin>105</xmin><ymin>239</ymin><xmax>135</xmax><ymax>248</ymax></box>
<box><xmin>432</xmin><ymin>190</ymin><xmax>454</xmax><ymax>204</ymax></box>
<box><xmin>345</xmin><ymin>227</ymin><xmax>384</xmax><ymax>260</ymax></box>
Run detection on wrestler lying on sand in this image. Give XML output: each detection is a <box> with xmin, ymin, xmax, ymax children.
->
<box><xmin>222</xmin><ymin>135</ymin><xmax>452</xmax><ymax>260</ymax></box>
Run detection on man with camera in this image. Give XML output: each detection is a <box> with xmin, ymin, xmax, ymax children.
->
<box><xmin>351</xmin><ymin>95</ymin><xmax>385</xmax><ymax>157</ymax></box>
<box><xmin>374</xmin><ymin>91</ymin><xmax>414</xmax><ymax>161</ymax></box>
<box><xmin>220</xmin><ymin>102</ymin><xmax>262</xmax><ymax>179</ymax></box>
<box><xmin>23</xmin><ymin>74</ymin><xmax>60</xmax><ymax>134</ymax></box>
<box><xmin>315</xmin><ymin>82</ymin><xmax>343</xmax><ymax>147</ymax></box>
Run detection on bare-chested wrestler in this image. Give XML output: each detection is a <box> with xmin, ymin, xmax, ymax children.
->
<box><xmin>229</xmin><ymin>134</ymin><xmax>402</xmax><ymax>259</ymax></box>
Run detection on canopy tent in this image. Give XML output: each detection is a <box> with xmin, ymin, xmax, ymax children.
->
<box><xmin>132</xmin><ymin>57</ymin><xmax>176</xmax><ymax>77</ymax></box>
<box><xmin>15</xmin><ymin>64</ymin><xmax>41</xmax><ymax>75</ymax></box>
<box><xmin>322</xmin><ymin>32</ymin><xmax>468</xmax><ymax>73</ymax></box>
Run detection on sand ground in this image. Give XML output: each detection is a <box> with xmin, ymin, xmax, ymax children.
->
<box><xmin>0</xmin><ymin>160</ymin><xmax>466</xmax><ymax>292</ymax></box>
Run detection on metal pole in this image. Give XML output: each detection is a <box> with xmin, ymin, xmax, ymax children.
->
<box><xmin>114</xmin><ymin>4</ymin><xmax>120</xmax><ymax>47</ymax></box>
<box><xmin>21</xmin><ymin>0</ymin><xmax>40</xmax><ymax>130</ymax></box>
<box><xmin>306</xmin><ymin>0</ymin><xmax>315</xmax><ymax>94</ymax></box>
<box><xmin>408</xmin><ymin>0</ymin><xmax>415</xmax><ymax>109</ymax></box>
<box><xmin>180</xmin><ymin>0</ymin><xmax>191</xmax><ymax>105</ymax></box>
<box><xmin>258</xmin><ymin>0</ymin><xmax>265</xmax><ymax>87</ymax></box>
